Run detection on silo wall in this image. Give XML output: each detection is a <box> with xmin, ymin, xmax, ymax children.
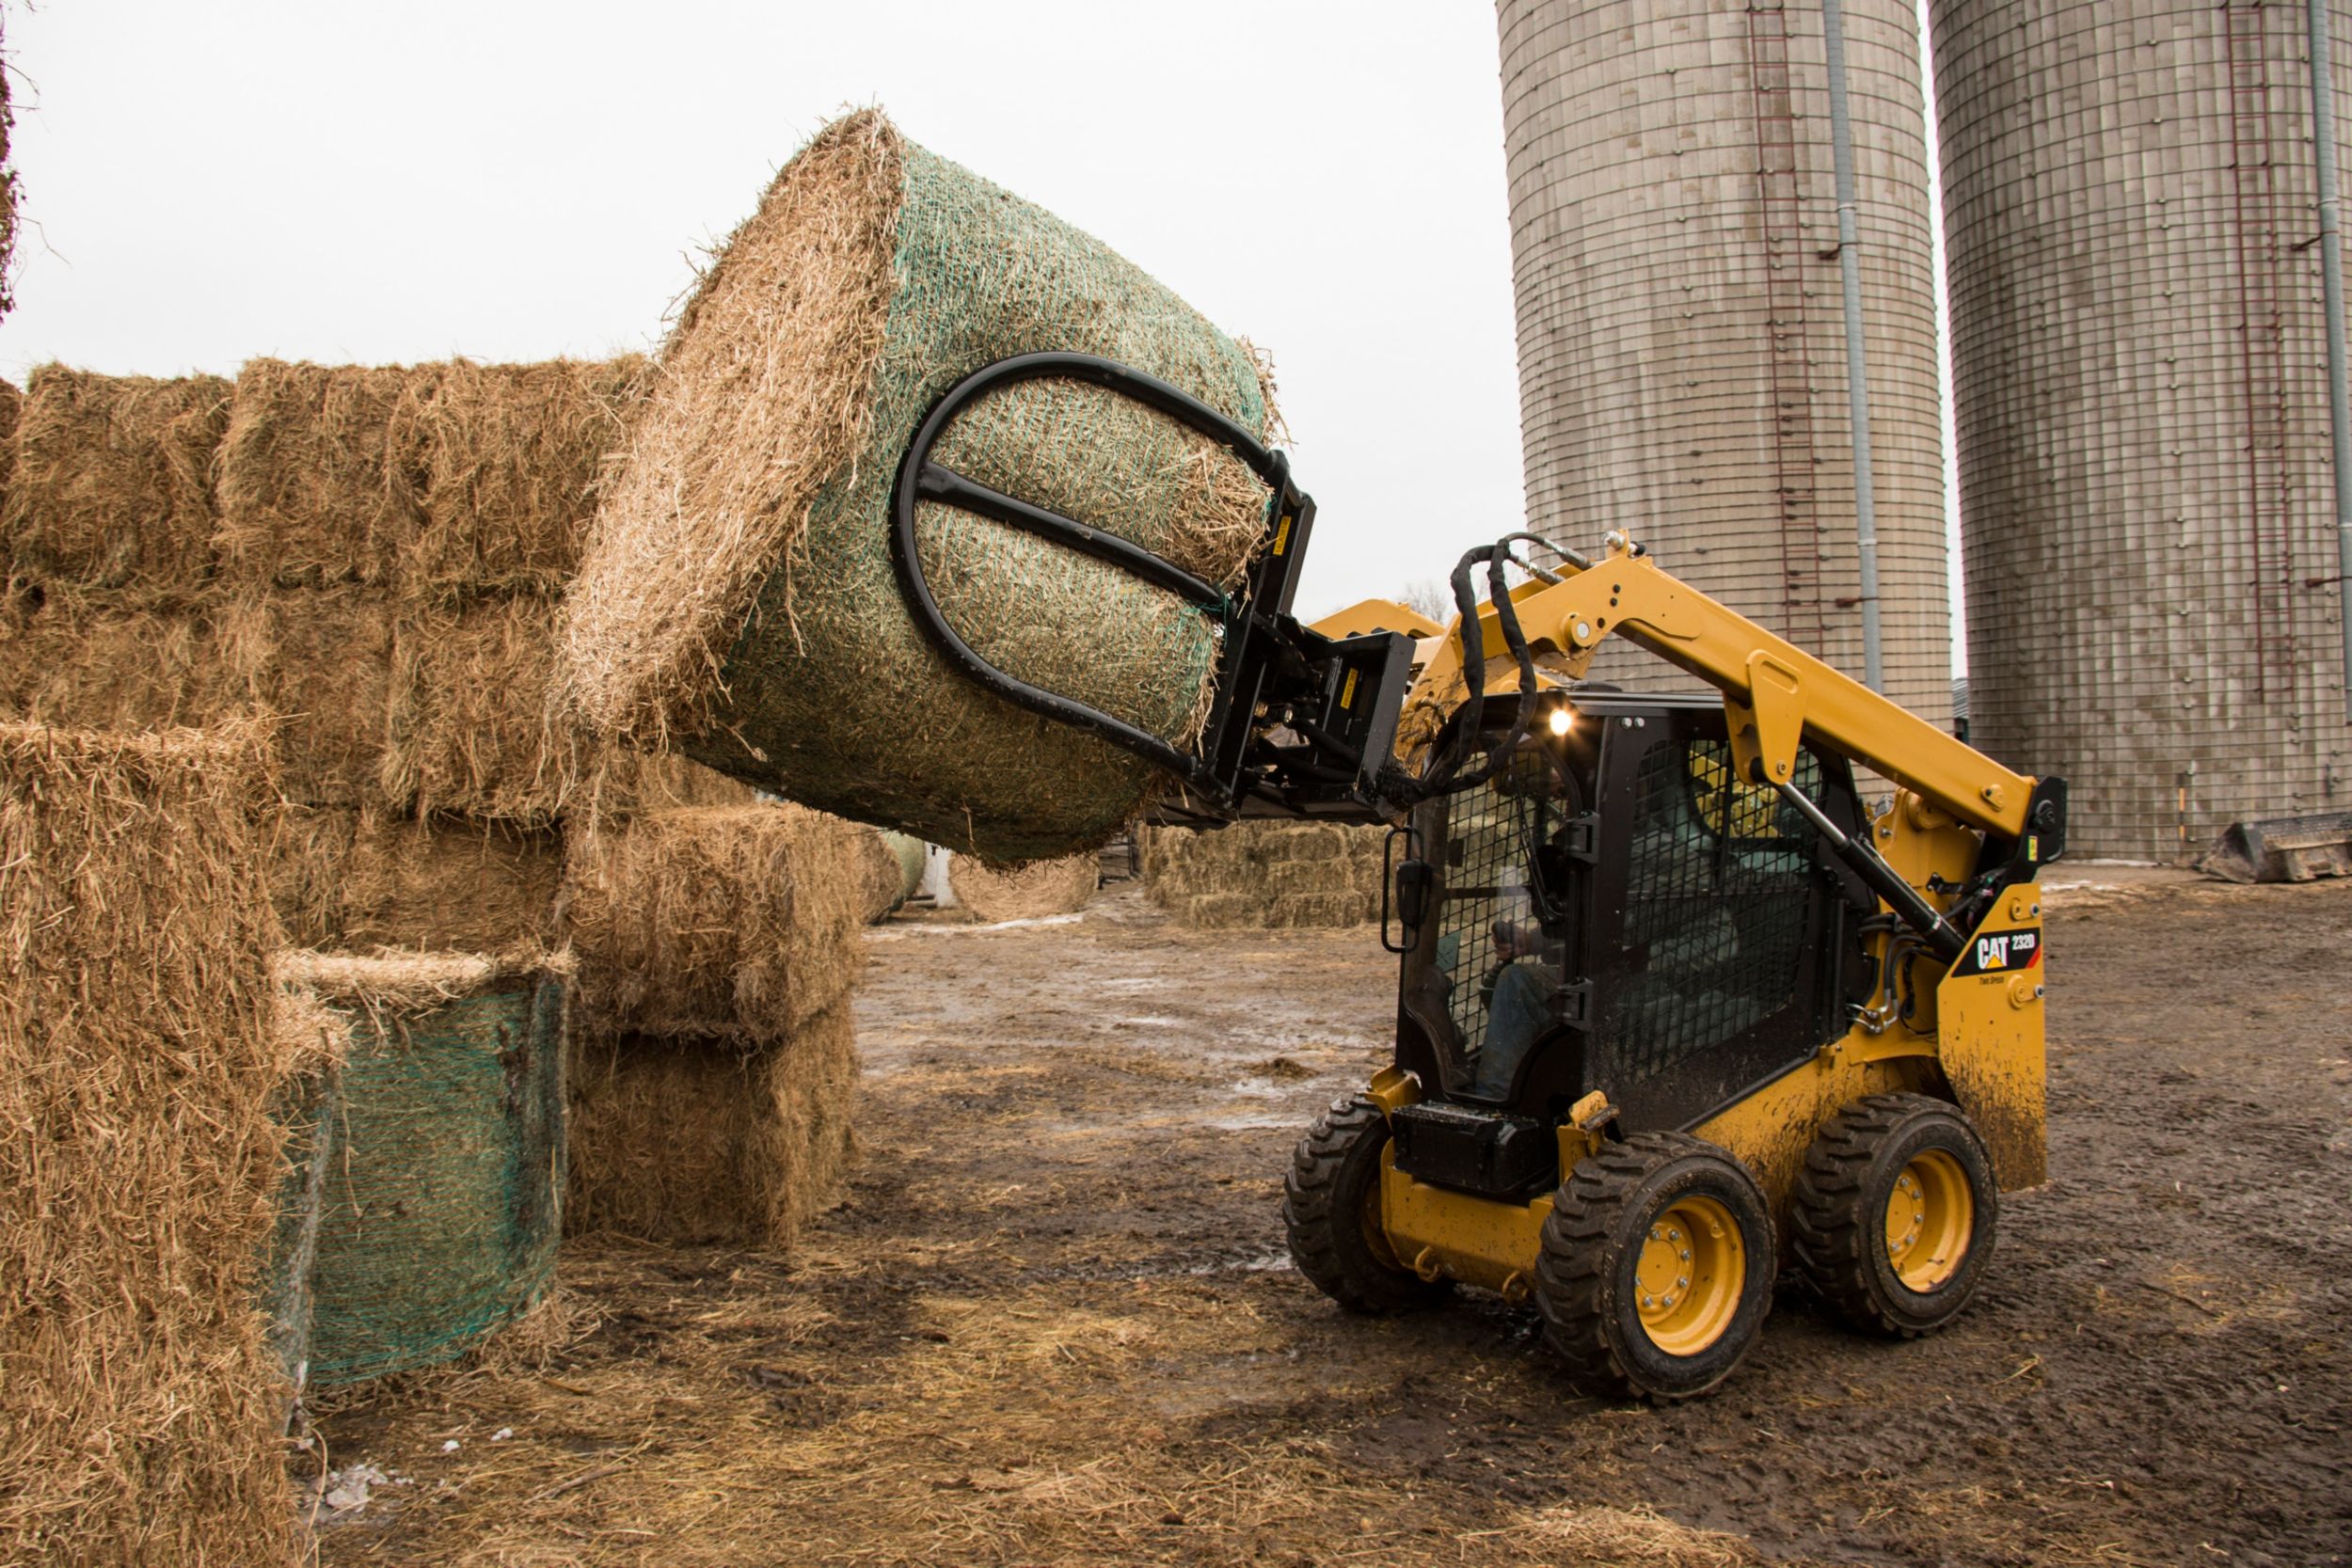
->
<box><xmin>1497</xmin><ymin>0</ymin><xmax>1953</xmax><ymax>726</ymax></box>
<box><xmin>1936</xmin><ymin>0</ymin><xmax>2352</xmax><ymax>861</ymax></box>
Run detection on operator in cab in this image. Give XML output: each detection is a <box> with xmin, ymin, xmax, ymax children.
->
<box><xmin>1470</xmin><ymin>916</ymin><xmax>1562</xmax><ymax>1099</ymax></box>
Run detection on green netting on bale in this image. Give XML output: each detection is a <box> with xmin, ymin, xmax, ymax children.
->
<box><xmin>308</xmin><ymin>974</ymin><xmax>566</xmax><ymax>1385</ymax></box>
<box><xmin>679</xmin><ymin>133</ymin><xmax>1272</xmax><ymax>863</ymax></box>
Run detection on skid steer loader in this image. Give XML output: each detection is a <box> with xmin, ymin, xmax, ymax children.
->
<box><xmin>889</xmin><ymin>352</ymin><xmax>2066</xmax><ymax>1401</ymax></box>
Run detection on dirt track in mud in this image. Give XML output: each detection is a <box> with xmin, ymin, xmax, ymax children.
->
<box><xmin>312</xmin><ymin>877</ymin><xmax>2351</xmax><ymax>1567</ymax></box>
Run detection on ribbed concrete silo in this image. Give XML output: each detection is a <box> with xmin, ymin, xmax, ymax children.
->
<box><xmin>1935</xmin><ymin>0</ymin><xmax>2352</xmax><ymax>862</ymax></box>
<box><xmin>1496</xmin><ymin>0</ymin><xmax>1953</xmax><ymax>725</ymax></box>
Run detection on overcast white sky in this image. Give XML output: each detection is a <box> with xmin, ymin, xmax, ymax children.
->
<box><xmin>0</xmin><ymin>0</ymin><xmax>1533</xmax><ymax>622</ymax></box>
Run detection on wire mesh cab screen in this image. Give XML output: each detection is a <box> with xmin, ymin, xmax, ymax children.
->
<box><xmin>1607</xmin><ymin>736</ymin><xmax>1820</xmax><ymax>1089</ymax></box>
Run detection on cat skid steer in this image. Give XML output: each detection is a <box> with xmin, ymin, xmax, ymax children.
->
<box><xmin>890</xmin><ymin>353</ymin><xmax>2067</xmax><ymax>1402</ymax></box>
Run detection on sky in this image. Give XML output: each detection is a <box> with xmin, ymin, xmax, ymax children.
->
<box><xmin>0</xmin><ymin>0</ymin><xmax>1532</xmax><ymax>623</ymax></box>
<box><xmin>0</xmin><ymin>0</ymin><xmax>1965</xmax><ymax>657</ymax></box>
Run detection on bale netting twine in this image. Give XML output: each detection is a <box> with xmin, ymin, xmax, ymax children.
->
<box><xmin>282</xmin><ymin>949</ymin><xmax>572</xmax><ymax>1385</ymax></box>
<box><xmin>560</xmin><ymin>107</ymin><xmax>1280</xmax><ymax>864</ymax></box>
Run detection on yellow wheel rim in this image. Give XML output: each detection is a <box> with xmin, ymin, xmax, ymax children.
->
<box><xmin>1633</xmin><ymin>1195</ymin><xmax>1744</xmax><ymax>1356</ymax></box>
<box><xmin>1883</xmin><ymin>1149</ymin><xmax>1975</xmax><ymax>1291</ymax></box>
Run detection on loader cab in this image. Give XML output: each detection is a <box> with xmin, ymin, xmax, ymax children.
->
<box><xmin>1389</xmin><ymin>690</ymin><xmax>1872</xmax><ymax>1194</ymax></box>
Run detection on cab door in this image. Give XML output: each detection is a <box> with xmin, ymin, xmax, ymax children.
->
<box><xmin>1584</xmin><ymin>711</ymin><xmax>1857</xmax><ymax>1132</ymax></box>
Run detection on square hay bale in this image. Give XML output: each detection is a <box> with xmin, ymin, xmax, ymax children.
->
<box><xmin>949</xmin><ymin>851</ymin><xmax>1098</xmax><ymax>923</ymax></box>
<box><xmin>380</xmin><ymin>594</ymin><xmax>578</xmax><ymax>825</ymax></box>
<box><xmin>0</xmin><ymin>721</ymin><xmax>312</xmax><ymax>1566</ymax></box>
<box><xmin>564</xmin><ymin>1005</ymin><xmax>858</xmax><ymax>1246</ymax></box>
<box><xmin>0</xmin><ymin>367</ymin><xmax>232</xmax><ymax>601</ymax></box>
<box><xmin>218</xmin><ymin>588</ymin><xmax>397</xmax><ymax>808</ymax></box>
<box><xmin>216</xmin><ymin>356</ymin><xmax>648</xmax><ymax>604</ymax></box>
<box><xmin>0</xmin><ymin>378</ymin><xmax>21</xmax><ymax>504</ymax></box>
<box><xmin>851</xmin><ymin>824</ymin><xmax>915</xmax><ymax>922</ymax></box>
<box><xmin>564</xmin><ymin>804</ymin><xmax>868</xmax><ymax>1042</ymax></box>
<box><xmin>1267</xmin><ymin>890</ymin><xmax>1375</xmax><ymax>928</ymax></box>
<box><xmin>559</xmin><ymin>108</ymin><xmax>1279</xmax><ymax>863</ymax></box>
<box><xmin>277</xmin><ymin>950</ymin><xmax>572</xmax><ymax>1386</ymax></box>
<box><xmin>0</xmin><ymin>595</ymin><xmax>252</xmax><ymax>733</ymax></box>
<box><xmin>342</xmin><ymin>813</ymin><xmax>565</xmax><ymax>951</ymax></box>
<box><xmin>268</xmin><ymin>803</ymin><xmax>362</xmax><ymax>948</ymax></box>
<box><xmin>1141</xmin><ymin>819</ymin><xmax>1388</xmax><ymax>927</ymax></box>
<box><xmin>401</xmin><ymin>356</ymin><xmax>645</xmax><ymax>603</ymax></box>
<box><xmin>216</xmin><ymin>359</ymin><xmax>430</xmax><ymax>590</ymax></box>
<box><xmin>1182</xmin><ymin>892</ymin><xmax>1270</xmax><ymax>929</ymax></box>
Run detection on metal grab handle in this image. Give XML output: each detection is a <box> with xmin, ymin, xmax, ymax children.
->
<box><xmin>886</xmin><ymin>352</ymin><xmax>1297</xmax><ymax>796</ymax></box>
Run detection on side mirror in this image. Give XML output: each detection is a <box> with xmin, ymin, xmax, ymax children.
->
<box><xmin>1381</xmin><ymin>824</ymin><xmax>1429</xmax><ymax>956</ymax></box>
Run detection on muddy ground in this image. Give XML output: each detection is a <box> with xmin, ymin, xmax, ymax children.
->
<box><xmin>310</xmin><ymin>875</ymin><xmax>2351</xmax><ymax>1567</ymax></box>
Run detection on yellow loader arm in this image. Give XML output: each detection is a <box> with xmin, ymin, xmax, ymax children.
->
<box><xmin>1326</xmin><ymin>531</ymin><xmax>2068</xmax><ymax>967</ymax></box>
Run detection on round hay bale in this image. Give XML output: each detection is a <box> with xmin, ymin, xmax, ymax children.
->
<box><xmin>950</xmin><ymin>852</ymin><xmax>1098</xmax><ymax>923</ymax></box>
<box><xmin>284</xmin><ymin>950</ymin><xmax>572</xmax><ymax>1386</ymax></box>
<box><xmin>559</xmin><ymin>108</ymin><xmax>1278</xmax><ymax>863</ymax></box>
<box><xmin>884</xmin><ymin>831</ymin><xmax>926</xmax><ymax>903</ymax></box>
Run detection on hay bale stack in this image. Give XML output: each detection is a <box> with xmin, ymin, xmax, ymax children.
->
<box><xmin>1141</xmin><ymin>820</ymin><xmax>1389</xmax><ymax>929</ymax></box>
<box><xmin>951</xmin><ymin>851</ymin><xmax>1099</xmax><ymax>923</ymax></box>
<box><xmin>0</xmin><ymin>367</ymin><xmax>232</xmax><ymax>604</ymax></box>
<box><xmin>0</xmin><ymin>721</ymin><xmax>316</xmax><ymax>1566</ymax></box>
<box><xmin>279</xmin><ymin>950</ymin><xmax>572</xmax><ymax>1386</ymax></box>
<box><xmin>561</xmin><ymin>108</ymin><xmax>1279</xmax><ymax>863</ymax></box>
<box><xmin>562</xmin><ymin>804</ymin><xmax>870</xmax><ymax>1244</ymax></box>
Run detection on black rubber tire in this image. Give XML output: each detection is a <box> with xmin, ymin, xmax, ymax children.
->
<box><xmin>1791</xmin><ymin>1093</ymin><xmax>1999</xmax><ymax>1338</ymax></box>
<box><xmin>1282</xmin><ymin>1095</ymin><xmax>1448</xmax><ymax>1314</ymax></box>
<box><xmin>1534</xmin><ymin>1132</ymin><xmax>1775</xmax><ymax>1402</ymax></box>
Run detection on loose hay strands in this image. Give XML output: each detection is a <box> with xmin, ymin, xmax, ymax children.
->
<box><xmin>951</xmin><ymin>851</ymin><xmax>1098</xmax><ymax>924</ymax></box>
<box><xmin>564</xmin><ymin>804</ymin><xmax>869</xmax><ymax>1042</ymax></box>
<box><xmin>561</xmin><ymin>108</ymin><xmax>1279</xmax><ymax>862</ymax></box>
<box><xmin>0</xmin><ymin>721</ymin><xmax>313</xmax><ymax>1566</ymax></box>
<box><xmin>0</xmin><ymin>367</ymin><xmax>233</xmax><ymax>601</ymax></box>
<box><xmin>565</xmin><ymin>1006</ymin><xmax>858</xmax><ymax>1246</ymax></box>
<box><xmin>278</xmin><ymin>948</ymin><xmax>573</xmax><ymax>1386</ymax></box>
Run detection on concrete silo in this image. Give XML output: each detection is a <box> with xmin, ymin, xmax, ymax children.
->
<box><xmin>1495</xmin><ymin>0</ymin><xmax>1953</xmax><ymax>724</ymax></box>
<box><xmin>1935</xmin><ymin>0</ymin><xmax>2352</xmax><ymax>861</ymax></box>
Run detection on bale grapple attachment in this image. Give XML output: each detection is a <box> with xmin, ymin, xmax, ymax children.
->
<box><xmin>889</xmin><ymin>352</ymin><xmax>1411</xmax><ymax>822</ymax></box>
